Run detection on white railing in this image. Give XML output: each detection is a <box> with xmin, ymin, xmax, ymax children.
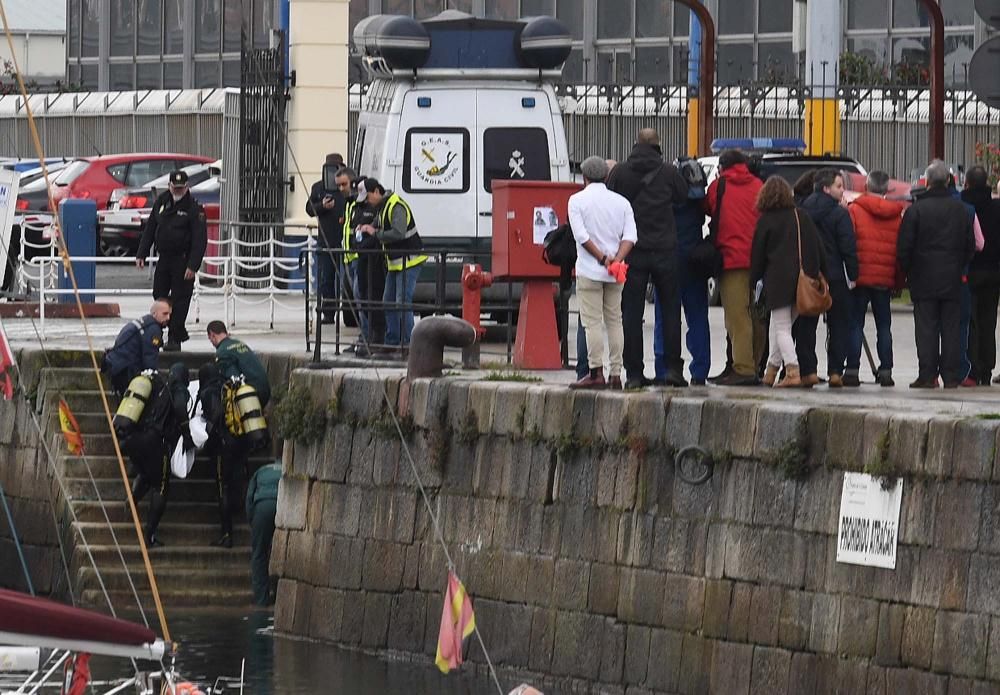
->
<box><xmin>16</xmin><ymin>224</ymin><xmax>319</xmax><ymax>338</ymax></box>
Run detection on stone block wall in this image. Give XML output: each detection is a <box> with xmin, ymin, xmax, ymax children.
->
<box><xmin>272</xmin><ymin>370</ymin><xmax>1000</xmax><ymax>694</ymax></box>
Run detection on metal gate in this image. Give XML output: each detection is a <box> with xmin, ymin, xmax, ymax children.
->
<box><xmin>238</xmin><ymin>34</ymin><xmax>288</xmax><ymax>276</ymax></box>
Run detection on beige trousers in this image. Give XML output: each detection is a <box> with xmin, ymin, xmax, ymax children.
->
<box><xmin>577</xmin><ymin>276</ymin><xmax>625</xmax><ymax>378</ymax></box>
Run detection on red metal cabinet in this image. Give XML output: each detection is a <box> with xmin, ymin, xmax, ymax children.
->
<box><xmin>491</xmin><ymin>180</ymin><xmax>582</xmax><ymax>280</ymax></box>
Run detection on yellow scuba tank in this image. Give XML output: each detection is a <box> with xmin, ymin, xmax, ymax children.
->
<box><xmin>113</xmin><ymin>371</ymin><xmax>154</xmax><ymax>431</ymax></box>
<box><xmin>232</xmin><ymin>378</ymin><xmax>269</xmax><ymax>450</ymax></box>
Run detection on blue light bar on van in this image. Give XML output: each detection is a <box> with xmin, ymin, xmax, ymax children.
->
<box><xmin>709</xmin><ymin>137</ymin><xmax>807</xmax><ymax>154</ymax></box>
<box><xmin>522</xmin><ymin>97</ymin><xmax>536</xmax><ymax>108</ymax></box>
<box><xmin>417</xmin><ymin>97</ymin><xmax>432</xmax><ymax>108</ymax></box>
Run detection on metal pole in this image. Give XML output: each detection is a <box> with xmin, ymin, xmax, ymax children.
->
<box><xmin>918</xmin><ymin>0</ymin><xmax>946</xmax><ymax>160</ymax></box>
<box><xmin>674</xmin><ymin>0</ymin><xmax>716</xmax><ymax>155</ymax></box>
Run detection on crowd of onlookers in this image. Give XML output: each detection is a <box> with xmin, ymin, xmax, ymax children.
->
<box><xmin>569</xmin><ymin>128</ymin><xmax>1000</xmax><ymax>390</ymax></box>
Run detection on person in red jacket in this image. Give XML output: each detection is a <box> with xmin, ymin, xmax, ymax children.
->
<box><xmin>845</xmin><ymin>171</ymin><xmax>905</xmax><ymax>387</ymax></box>
<box><xmin>704</xmin><ymin>150</ymin><xmax>764</xmax><ymax>386</ymax></box>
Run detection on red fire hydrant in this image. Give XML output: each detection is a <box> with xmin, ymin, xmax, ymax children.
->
<box><xmin>462</xmin><ymin>264</ymin><xmax>493</xmax><ymax>368</ymax></box>
<box><xmin>462</xmin><ymin>263</ymin><xmax>493</xmax><ymax>339</ymax></box>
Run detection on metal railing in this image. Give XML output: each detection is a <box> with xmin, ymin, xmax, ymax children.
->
<box><xmin>16</xmin><ymin>221</ymin><xmax>320</xmax><ymax>338</ymax></box>
<box><xmin>306</xmin><ymin>247</ymin><xmax>520</xmax><ymax>365</ymax></box>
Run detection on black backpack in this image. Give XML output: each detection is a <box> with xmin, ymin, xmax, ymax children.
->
<box><xmin>542</xmin><ymin>222</ymin><xmax>577</xmax><ymax>269</ymax></box>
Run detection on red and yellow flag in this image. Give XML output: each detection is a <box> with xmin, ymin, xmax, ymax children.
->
<box><xmin>58</xmin><ymin>399</ymin><xmax>84</xmax><ymax>455</ymax></box>
<box><xmin>435</xmin><ymin>571</ymin><xmax>476</xmax><ymax>674</ymax></box>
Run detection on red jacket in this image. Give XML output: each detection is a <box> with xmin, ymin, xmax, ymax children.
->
<box><xmin>705</xmin><ymin>164</ymin><xmax>763</xmax><ymax>270</ymax></box>
<box><xmin>848</xmin><ymin>194</ymin><xmax>905</xmax><ymax>289</ymax></box>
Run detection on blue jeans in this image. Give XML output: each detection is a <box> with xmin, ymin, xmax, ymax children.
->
<box><xmin>655</xmin><ymin>277</ymin><xmax>710</xmax><ymax>381</ymax></box>
<box><xmin>960</xmin><ymin>282</ymin><xmax>972</xmax><ymax>380</ymax></box>
<box><xmin>847</xmin><ymin>287</ymin><xmax>893</xmax><ymax>372</ymax></box>
<box><xmin>316</xmin><ymin>249</ymin><xmax>338</xmax><ymax>319</ymax></box>
<box><xmin>384</xmin><ymin>266</ymin><xmax>421</xmax><ymax>347</ymax></box>
<box><xmin>347</xmin><ymin>261</ymin><xmax>369</xmax><ymax>340</ymax></box>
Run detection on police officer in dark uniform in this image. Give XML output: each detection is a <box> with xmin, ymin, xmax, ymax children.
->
<box><xmin>306</xmin><ymin>153</ymin><xmax>347</xmax><ymax>324</ymax></box>
<box><xmin>101</xmin><ymin>299</ymin><xmax>171</xmax><ymax>395</ymax></box>
<box><xmin>136</xmin><ymin>170</ymin><xmax>208</xmax><ymax>351</ymax></box>
<box><xmin>343</xmin><ymin>176</ymin><xmax>385</xmax><ymax>356</ymax></box>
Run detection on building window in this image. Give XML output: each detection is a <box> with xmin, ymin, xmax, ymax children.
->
<box><xmin>109</xmin><ymin>63</ymin><xmax>135</xmax><ymax>90</ymax></box>
<box><xmin>448</xmin><ymin>0</ymin><xmax>475</xmax><ymax>13</ymax></box>
<box><xmin>136</xmin><ymin>62</ymin><xmax>161</xmax><ymax>89</ymax></box>
<box><xmin>597</xmin><ymin>0</ymin><xmax>632</xmax><ymax>40</ymax></box>
<box><xmin>163</xmin><ymin>61</ymin><xmax>183</xmax><ymax>88</ymax></box>
<box><xmin>81</xmin><ymin>63</ymin><xmax>99</xmax><ymax>90</ymax></box>
<box><xmin>68</xmin><ymin>1</ymin><xmax>81</xmax><ymax>59</ymax></box>
<box><xmin>635</xmin><ymin>45</ymin><xmax>670</xmax><ymax>84</ymax></box>
<box><xmin>759</xmin><ymin>41</ymin><xmax>795</xmax><ymax>82</ymax></box>
<box><xmin>195</xmin><ymin>60</ymin><xmax>220</xmax><ymax>87</ymax></box>
<box><xmin>384</xmin><ymin>0</ymin><xmax>412</xmax><ymax>14</ymax></box>
<box><xmin>636</xmin><ymin>1</ymin><xmax>671</xmax><ymax>39</ymax></box>
<box><xmin>164</xmin><ymin>0</ymin><xmax>185</xmax><ymax>54</ymax></box>
<box><xmin>719</xmin><ymin>1</ymin><xmax>755</xmax><ymax>35</ymax></box>
<box><xmin>562</xmin><ymin>47</ymin><xmax>583</xmax><ymax>82</ymax></box>
<box><xmin>945</xmin><ymin>34</ymin><xmax>974</xmax><ymax>85</ymax></box>
<box><xmin>848</xmin><ymin>0</ymin><xmax>888</xmax><ymax>30</ymax></box>
<box><xmin>521</xmin><ymin>0</ymin><xmax>554</xmax><ymax>16</ymax></box>
<box><xmin>111</xmin><ymin>0</ymin><xmax>136</xmax><ymax>57</ymax></box>
<box><xmin>485</xmin><ymin>0</ymin><xmax>518</xmax><ymax>18</ymax></box>
<box><xmin>556</xmin><ymin>0</ymin><xmax>584</xmax><ymax>40</ymax></box>
<box><xmin>224</xmin><ymin>0</ymin><xmax>243</xmax><ymax>51</ymax></box>
<box><xmin>81</xmin><ymin>0</ymin><xmax>100</xmax><ymax>58</ymax></box>
<box><xmin>195</xmin><ymin>0</ymin><xmax>222</xmax><ymax>54</ymax></box>
<box><xmin>415</xmin><ymin>0</ymin><xmax>443</xmax><ymax>18</ymax></box>
<box><xmin>137</xmin><ymin>0</ymin><xmax>162</xmax><ymax>55</ymax></box>
<box><xmin>253</xmin><ymin>0</ymin><xmax>275</xmax><ymax>48</ymax></box>
<box><xmin>223</xmin><ymin>59</ymin><xmax>240</xmax><ymax>86</ymax></box>
<box><xmin>758</xmin><ymin>0</ymin><xmax>793</xmax><ymax>34</ymax></box>
<box><xmin>718</xmin><ymin>43</ymin><xmax>754</xmax><ymax>84</ymax></box>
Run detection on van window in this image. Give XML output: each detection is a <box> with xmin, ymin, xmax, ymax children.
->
<box><xmin>403</xmin><ymin>127</ymin><xmax>470</xmax><ymax>194</ymax></box>
<box><xmin>482</xmin><ymin>127</ymin><xmax>550</xmax><ymax>193</ymax></box>
<box><xmin>353</xmin><ymin>126</ymin><xmax>366</xmax><ymax>173</ymax></box>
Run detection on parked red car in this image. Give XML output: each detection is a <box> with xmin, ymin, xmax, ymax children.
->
<box><xmin>17</xmin><ymin>153</ymin><xmax>215</xmax><ymax>212</ymax></box>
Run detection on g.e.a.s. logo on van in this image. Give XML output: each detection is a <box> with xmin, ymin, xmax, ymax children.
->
<box><xmin>410</xmin><ymin>133</ymin><xmax>464</xmax><ymax>192</ymax></box>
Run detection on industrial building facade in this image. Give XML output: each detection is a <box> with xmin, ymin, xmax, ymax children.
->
<box><xmin>67</xmin><ymin>0</ymin><xmax>983</xmax><ymax>90</ymax></box>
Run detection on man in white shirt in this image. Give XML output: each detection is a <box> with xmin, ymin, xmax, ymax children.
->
<box><xmin>568</xmin><ymin>156</ymin><xmax>638</xmax><ymax>389</ymax></box>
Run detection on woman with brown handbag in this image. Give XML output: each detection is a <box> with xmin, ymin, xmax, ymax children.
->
<box><xmin>750</xmin><ymin>177</ymin><xmax>829</xmax><ymax>387</ymax></box>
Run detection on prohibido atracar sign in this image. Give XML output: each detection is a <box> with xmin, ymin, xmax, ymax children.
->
<box><xmin>836</xmin><ymin>473</ymin><xmax>903</xmax><ymax>569</ymax></box>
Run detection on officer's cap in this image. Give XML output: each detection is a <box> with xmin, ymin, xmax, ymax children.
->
<box><xmin>169</xmin><ymin>170</ymin><xmax>189</xmax><ymax>187</ymax></box>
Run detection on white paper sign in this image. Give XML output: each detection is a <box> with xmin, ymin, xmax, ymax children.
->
<box><xmin>836</xmin><ymin>472</ymin><xmax>903</xmax><ymax>569</ymax></box>
<box><xmin>532</xmin><ymin>206</ymin><xmax>558</xmax><ymax>244</ymax></box>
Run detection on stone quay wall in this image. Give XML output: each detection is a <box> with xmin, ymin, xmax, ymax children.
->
<box><xmin>272</xmin><ymin>369</ymin><xmax>1000</xmax><ymax>695</ymax></box>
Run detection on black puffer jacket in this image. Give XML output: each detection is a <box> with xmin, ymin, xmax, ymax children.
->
<box><xmin>962</xmin><ymin>187</ymin><xmax>1000</xmax><ymax>271</ymax></box>
<box><xmin>898</xmin><ymin>187</ymin><xmax>976</xmax><ymax>301</ymax></box>
<box><xmin>607</xmin><ymin>143</ymin><xmax>688</xmax><ymax>254</ymax></box>
<box><xmin>800</xmin><ymin>192</ymin><xmax>858</xmax><ymax>285</ymax></box>
<box><xmin>750</xmin><ymin>207</ymin><xmax>829</xmax><ymax>311</ymax></box>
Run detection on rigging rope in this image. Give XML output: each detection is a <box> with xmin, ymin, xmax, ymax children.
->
<box><xmin>0</xmin><ymin>1</ymin><xmax>171</xmax><ymax>646</ymax></box>
<box><xmin>255</xmin><ymin>47</ymin><xmax>506</xmax><ymax>693</ymax></box>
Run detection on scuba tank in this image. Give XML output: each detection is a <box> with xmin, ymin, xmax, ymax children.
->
<box><xmin>112</xmin><ymin>370</ymin><xmax>154</xmax><ymax>433</ymax></box>
<box><xmin>228</xmin><ymin>376</ymin><xmax>270</xmax><ymax>451</ymax></box>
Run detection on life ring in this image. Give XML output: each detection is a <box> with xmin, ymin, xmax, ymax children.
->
<box><xmin>174</xmin><ymin>683</ymin><xmax>205</xmax><ymax>695</ymax></box>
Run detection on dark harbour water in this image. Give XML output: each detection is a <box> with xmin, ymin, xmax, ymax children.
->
<box><xmin>95</xmin><ymin>610</ymin><xmax>554</xmax><ymax>694</ymax></box>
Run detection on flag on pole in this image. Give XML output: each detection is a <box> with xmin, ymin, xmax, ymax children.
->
<box><xmin>58</xmin><ymin>399</ymin><xmax>84</xmax><ymax>455</ymax></box>
<box><xmin>435</xmin><ymin>571</ymin><xmax>476</xmax><ymax>674</ymax></box>
<box><xmin>0</xmin><ymin>321</ymin><xmax>14</xmax><ymax>400</ymax></box>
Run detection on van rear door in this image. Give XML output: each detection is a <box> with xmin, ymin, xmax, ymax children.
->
<box><xmin>476</xmin><ymin>89</ymin><xmax>560</xmax><ymax>240</ymax></box>
<box><xmin>393</xmin><ymin>88</ymin><xmax>477</xmax><ymax>246</ymax></box>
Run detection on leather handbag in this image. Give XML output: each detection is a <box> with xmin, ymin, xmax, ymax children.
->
<box><xmin>794</xmin><ymin>210</ymin><xmax>833</xmax><ymax>317</ymax></box>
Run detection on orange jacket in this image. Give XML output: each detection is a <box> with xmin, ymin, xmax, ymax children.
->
<box><xmin>848</xmin><ymin>194</ymin><xmax>905</xmax><ymax>289</ymax></box>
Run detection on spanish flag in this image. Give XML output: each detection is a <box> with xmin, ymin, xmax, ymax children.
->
<box><xmin>58</xmin><ymin>399</ymin><xmax>84</xmax><ymax>455</ymax></box>
<box><xmin>435</xmin><ymin>571</ymin><xmax>476</xmax><ymax>674</ymax></box>
<box><xmin>0</xmin><ymin>321</ymin><xmax>14</xmax><ymax>400</ymax></box>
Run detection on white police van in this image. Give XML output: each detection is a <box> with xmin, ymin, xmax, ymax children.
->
<box><xmin>351</xmin><ymin>10</ymin><xmax>573</xmax><ymax>305</ymax></box>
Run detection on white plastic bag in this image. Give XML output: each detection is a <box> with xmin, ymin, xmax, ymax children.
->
<box><xmin>170</xmin><ymin>437</ymin><xmax>195</xmax><ymax>479</ymax></box>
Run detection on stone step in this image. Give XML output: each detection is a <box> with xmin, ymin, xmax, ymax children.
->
<box><xmin>60</xmin><ymin>453</ymin><xmax>273</xmax><ymax>479</ymax></box>
<box><xmin>66</xmin><ymin>477</ymin><xmax>218</xmax><ymax>503</ymax></box>
<box><xmin>76</xmin><ymin>565</ymin><xmax>252</xmax><ymax>593</ymax></box>
<box><xmin>73</xmin><ymin>545</ymin><xmax>251</xmax><ymax>570</ymax></box>
<box><xmin>73</xmin><ymin>501</ymin><xmax>226</xmax><ymax>524</ymax></box>
<box><xmin>43</xmin><ymin>390</ymin><xmax>120</xmax><ymax>416</ymax></box>
<box><xmin>47</xmin><ymin>411</ymin><xmax>116</xmax><ymax>434</ymax></box>
<box><xmin>38</xmin><ymin>367</ymin><xmax>112</xmax><ymax>395</ymax></box>
<box><xmin>72</xmin><ymin>522</ymin><xmax>251</xmax><ymax>547</ymax></box>
<box><xmin>78</xmin><ymin>588</ymin><xmax>256</xmax><ymax>612</ymax></box>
